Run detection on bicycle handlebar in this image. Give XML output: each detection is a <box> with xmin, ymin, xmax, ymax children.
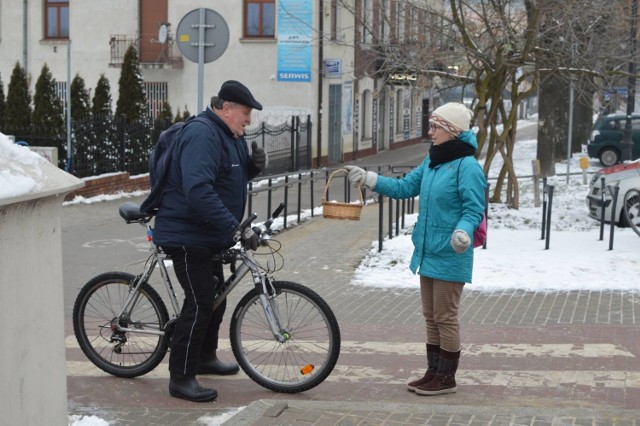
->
<box><xmin>272</xmin><ymin>202</ymin><xmax>285</xmax><ymax>219</ymax></box>
<box><xmin>264</xmin><ymin>202</ymin><xmax>285</xmax><ymax>230</ymax></box>
<box><xmin>233</xmin><ymin>213</ymin><xmax>258</xmax><ymax>242</ymax></box>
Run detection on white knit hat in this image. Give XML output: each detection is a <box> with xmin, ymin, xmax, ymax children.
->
<box><xmin>431</xmin><ymin>102</ymin><xmax>473</xmax><ymax>135</ymax></box>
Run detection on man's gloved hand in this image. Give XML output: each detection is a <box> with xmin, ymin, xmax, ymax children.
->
<box><xmin>251</xmin><ymin>141</ymin><xmax>267</xmax><ymax>172</ymax></box>
<box><xmin>241</xmin><ymin>227</ymin><xmax>259</xmax><ymax>251</ymax></box>
<box><xmin>344</xmin><ymin>165</ymin><xmax>378</xmax><ymax>190</ymax></box>
<box><xmin>450</xmin><ymin>229</ymin><xmax>470</xmax><ymax>254</ymax></box>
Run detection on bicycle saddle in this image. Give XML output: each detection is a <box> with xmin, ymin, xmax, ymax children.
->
<box><xmin>119</xmin><ymin>202</ymin><xmax>151</xmax><ymax>222</ymax></box>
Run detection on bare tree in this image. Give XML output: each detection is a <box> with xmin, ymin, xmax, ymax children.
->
<box><xmin>337</xmin><ymin>0</ymin><xmax>638</xmax><ymax>208</ymax></box>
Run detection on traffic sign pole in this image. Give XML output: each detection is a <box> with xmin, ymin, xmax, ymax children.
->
<box><xmin>197</xmin><ymin>8</ymin><xmax>205</xmax><ymax>112</ymax></box>
<box><xmin>176</xmin><ymin>8</ymin><xmax>229</xmax><ymax>113</ymax></box>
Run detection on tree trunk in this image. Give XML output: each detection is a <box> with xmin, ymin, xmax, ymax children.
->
<box><xmin>537</xmin><ymin>73</ymin><xmax>569</xmax><ymax>177</ymax></box>
<box><xmin>572</xmin><ymin>86</ymin><xmax>594</xmax><ymax>154</ymax></box>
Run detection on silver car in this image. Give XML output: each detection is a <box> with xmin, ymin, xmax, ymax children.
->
<box><xmin>586</xmin><ymin>161</ymin><xmax>640</xmax><ymax>226</ymax></box>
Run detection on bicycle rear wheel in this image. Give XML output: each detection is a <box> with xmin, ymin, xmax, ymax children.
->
<box><xmin>623</xmin><ymin>188</ymin><xmax>640</xmax><ymax>237</ymax></box>
<box><xmin>230</xmin><ymin>280</ymin><xmax>340</xmax><ymax>393</ymax></box>
<box><xmin>72</xmin><ymin>272</ymin><xmax>170</xmax><ymax>378</ymax></box>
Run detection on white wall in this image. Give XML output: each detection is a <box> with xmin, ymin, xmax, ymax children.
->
<box><xmin>0</xmin><ymin>196</ymin><xmax>72</xmax><ymax>426</ymax></box>
<box><xmin>0</xmin><ymin>140</ymin><xmax>84</xmax><ymax>426</ymax></box>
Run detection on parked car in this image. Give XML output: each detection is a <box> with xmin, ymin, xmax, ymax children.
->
<box><xmin>586</xmin><ymin>113</ymin><xmax>640</xmax><ymax>166</ymax></box>
<box><xmin>586</xmin><ymin>160</ymin><xmax>640</xmax><ymax>226</ymax></box>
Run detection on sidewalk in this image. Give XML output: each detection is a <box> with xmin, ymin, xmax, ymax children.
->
<box><xmin>67</xmin><ymin>142</ymin><xmax>640</xmax><ymax>425</ymax></box>
<box><xmin>220</xmin><ymin>176</ymin><xmax>640</xmax><ymax>424</ymax></box>
<box><xmin>226</xmin><ymin>400</ymin><xmax>640</xmax><ymax>425</ymax></box>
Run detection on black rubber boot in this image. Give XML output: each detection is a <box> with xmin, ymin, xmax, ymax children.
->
<box><xmin>407</xmin><ymin>344</ymin><xmax>440</xmax><ymax>392</ymax></box>
<box><xmin>197</xmin><ymin>355</ymin><xmax>240</xmax><ymax>376</ymax></box>
<box><xmin>169</xmin><ymin>372</ymin><xmax>218</xmax><ymax>402</ymax></box>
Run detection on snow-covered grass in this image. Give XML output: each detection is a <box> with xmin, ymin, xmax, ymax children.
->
<box><xmin>352</xmin><ymin>130</ymin><xmax>640</xmax><ymax>292</ymax></box>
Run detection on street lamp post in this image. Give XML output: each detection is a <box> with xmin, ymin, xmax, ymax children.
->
<box><xmin>623</xmin><ymin>0</ymin><xmax>638</xmax><ymax>162</ymax></box>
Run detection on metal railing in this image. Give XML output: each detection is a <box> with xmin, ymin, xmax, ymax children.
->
<box><xmin>7</xmin><ymin>115</ymin><xmax>312</xmax><ymax>178</ymax></box>
<box><xmin>247</xmin><ymin>165</ymin><xmax>419</xmax><ymax>252</ymax></box>
<box><xmin>109</xmin><ymin>35</ymin><xmax>183</xmax><ymax>68</ymax></box>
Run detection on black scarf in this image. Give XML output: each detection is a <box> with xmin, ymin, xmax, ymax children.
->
<box><xmin>428</xmin><ymin>139</ymin><xmax>476</xmax><ymax>168</ymax></box>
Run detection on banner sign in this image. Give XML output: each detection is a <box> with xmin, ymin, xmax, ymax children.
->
<box><xmin>277</xmin><ymin>0</ymin><xmax>312</xmax><ymax>82</ymax></box>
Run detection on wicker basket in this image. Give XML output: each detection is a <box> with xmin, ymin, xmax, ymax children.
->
<box><xmin>322</xmin><ymin>169</ymin><xmax>364</xmax><ymax>220</ymax></box>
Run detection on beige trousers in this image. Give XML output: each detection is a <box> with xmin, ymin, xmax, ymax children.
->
<box><xmin>419</xmin><ymin>276</ymin><xmax>464</xmax><ymax>352</ymax></box>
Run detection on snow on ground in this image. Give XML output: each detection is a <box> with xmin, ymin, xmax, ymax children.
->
<box><xmin>353</xmin><ymin>120</ymin><xmax>640</xmax><ymax>292</ymax></box>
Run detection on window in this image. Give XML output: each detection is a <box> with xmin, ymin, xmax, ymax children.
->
<box><xmin>380</xmin><ymin>1</ymin><xmax>389</xmax><ymax>45</ymax></box>
<box><xmin>362</xmin><ymin>0</ymin><xmax>373</xmax><ymax>44</ymax></box>
<box><xmin>330</xmin><ymin>0</ymin><xmax>338</xmax><ymax>41</ymax></box>
<box><xmin>244</xmin><ymin>0</ymin><xmax>275</xmax><ymax>38</ymax></box>
<box><xmin>396</xmin><ymin>89</ymin><xmax>403</xmax><ymax>133</ymax></box>
<box><xmin>45</xmin><ymin>0</ymin><xmax>69</xmax><ymax>39</ymax></box>
<box><xmin>144</xmin><ymin>82</ymin><xmax>168</xmax><ymax>120</ymax></box>
<box><xmin>362</xmin><ymin>90</ymin><xmax>372</xmax><ymax>139</ymax></box>
<box><xmin>55</xmin><ymin>81</ymin><xmax>67</xmax><ymax>118</ymax></box>
<box><xmin>396</xmin><ymin>3</ymin><xmax>405</xmax><ymax>44</ymax></box>
<box><xmin>407</xmin><ymin>6</ymin><xmax>417</xmax><ymax>44</ymax></box>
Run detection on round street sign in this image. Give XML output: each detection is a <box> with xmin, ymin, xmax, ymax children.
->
<box><xmin>176</xmin><ymin>8</ymin><xmax>229</xmax><ymax>63</ymax></box>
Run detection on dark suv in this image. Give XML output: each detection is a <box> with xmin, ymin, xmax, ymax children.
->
<box><xmin>587</xmin><ymin>113</ymin><xmax>640</xmax><ymax>166</ymax></box>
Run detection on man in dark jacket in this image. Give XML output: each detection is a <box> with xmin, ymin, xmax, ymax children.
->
<box><xmin>153</xmin><ymin>80</ymin><xmax>266</xmax><ymax>402</ymax></box>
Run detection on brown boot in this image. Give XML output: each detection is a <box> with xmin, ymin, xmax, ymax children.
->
<box><xmin>415</xmin><ymin>349</ymin><xmax>460</xmax><ymax>396</ymax></box>
<box><xmin>407</xmin><ymin>344</ymin><xmax>439</xmax><ymax>392</ymax></box>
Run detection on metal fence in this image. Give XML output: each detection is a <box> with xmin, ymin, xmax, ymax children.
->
<box><xmin>5</xmin><ymin>114</ymin><xmax>312</xmax><ymax>178</ymax></box>
<box><xmin>245</xmin><ymin>115</ymin><xmax>312</xmax><ymax>177</ymax></box>
<box><xmin>246</xmin><ymin>165</ymin><xmax>419</xmax><ymax>253</ymax></box>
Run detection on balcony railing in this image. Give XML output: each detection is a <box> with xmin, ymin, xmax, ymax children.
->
<box><xmin>109</xmin><ymin>35</ymin><xmax>183</xmax><ymax>69</ymax></box>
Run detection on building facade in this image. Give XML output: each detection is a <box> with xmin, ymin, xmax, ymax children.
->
<box><xmin>0</xmin><ymin>1</ymin><xmax>438</xmax><ymax>168</ymax></box>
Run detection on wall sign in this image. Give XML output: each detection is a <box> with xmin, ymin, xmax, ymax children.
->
<box><xmin>323</xmin><ymin>59</ymin><xmax>342</xmax><ymax>78</ymax></box>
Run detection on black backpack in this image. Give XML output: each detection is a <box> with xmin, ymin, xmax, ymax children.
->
<box><xmin>140</xmin><ymin>116</ymin><xmax>217</xmax><ymax>215</ymax></box>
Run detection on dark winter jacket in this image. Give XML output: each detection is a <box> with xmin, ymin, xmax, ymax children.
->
<box><xmin>152</xmin><ymin>107</ymin><xmax>261</xmax><ymax>250</ymax></box>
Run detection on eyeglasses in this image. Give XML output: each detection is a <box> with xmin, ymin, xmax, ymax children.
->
<box><xmin>429</xmin><ymin>123</ymin><xmax>441</xmax><ymax>132</ymax></box>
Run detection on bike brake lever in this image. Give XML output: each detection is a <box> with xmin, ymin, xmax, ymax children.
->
<box><xmin>233</xmin><ymin>213</ymin><xmax>258</xmax><ymax>242</ymax></box>
<box><xmin>264</xmin><ymin>202</ymin><xmax>285</xmax><ymax>230</ymax></box>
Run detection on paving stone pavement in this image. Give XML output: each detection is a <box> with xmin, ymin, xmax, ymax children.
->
<box><xmin>225</xmin><ymin>400</ymin><xmax>640</xmax><ymax>425</ymax></box>
<box><xmin>66</xmin><ymin>140</ymin><xmax>640</xmax><ymax>425</ymax></box>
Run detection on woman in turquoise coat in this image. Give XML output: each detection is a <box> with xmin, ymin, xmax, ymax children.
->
<box><xmin>346</xmin><ymin>102</ymin><xmax>486</xmax><ymax>396</ymax></box>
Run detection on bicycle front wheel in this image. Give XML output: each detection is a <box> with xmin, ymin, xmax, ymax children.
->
<box><xmin>623</xmin><ymin>188</ymin><xmax>640</xmax><ymax>237</ymax></box>
<box><xmin>72</xmin><ymin>272</ymin><xmax>170</xmax><ymax>378</ymax></box>
<box><xmin>230</xmin><ymin>280</ymin><xmax>340</xmax><ymax>393</ymax></box>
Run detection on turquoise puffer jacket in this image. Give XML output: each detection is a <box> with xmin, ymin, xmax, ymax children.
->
<box><xmin>373</xmin><ymin>146</ymin><xmax>486</xmax><ymax>283</ymax></box>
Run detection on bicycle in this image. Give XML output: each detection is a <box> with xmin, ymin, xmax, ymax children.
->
<box><xmin>623</xmin><ymin>187</ymin><xmax>640</xmax><ymax>237</ymax></box>
<box><xmin>72</xmin><ymin>202</ymin><xmax>341</xmax><ymax>393</ymax></box>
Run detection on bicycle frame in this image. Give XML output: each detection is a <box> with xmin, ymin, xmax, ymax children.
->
<box><xmin>113</xmin><ymin>223</ymin><xmax>288</xmax><ymax>343</ymax></box>
<box><xmin>213</xmin><ymin>249</ymin><xmax>289</xmax><ymax>342</ymax></box>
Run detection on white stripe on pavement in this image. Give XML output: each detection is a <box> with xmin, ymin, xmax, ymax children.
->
<box><xmin>66</xmin><ymin>361</ymin><xmax>640</xmax><ymax>388</ymax></box>
<box><xmin>65</xmin><ymin>336</ymin><xmax>634</xmax><ymax>358</ymax></box>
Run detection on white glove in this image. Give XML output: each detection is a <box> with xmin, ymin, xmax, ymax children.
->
<box><xmin>450</xmin><ymin>229</ymin><xmax>470</xmax><ymax>254</ymax></box>
<box><xmin>344</xmin><ymin>165</ymin><xmax>378</xmax><ymax>190</ymax></box>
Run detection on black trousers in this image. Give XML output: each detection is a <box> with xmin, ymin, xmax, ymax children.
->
<box><xmin>162</xmin><ymin>245</ymin><xmax>226</xmax><ymax>376</ymax></box>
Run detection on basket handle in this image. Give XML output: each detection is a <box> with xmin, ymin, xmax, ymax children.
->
<box><xmin>322</xmin><ymin>168</ymin><xmax>364</xmax><ymax>204</ymax></box>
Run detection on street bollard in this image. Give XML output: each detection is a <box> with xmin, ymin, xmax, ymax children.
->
<box><xmin>532</xmin><ymin>160</ymin><xmax>541</xmax><ymax>207</ymax></box>
<box><xmin>608</xmin><ymin>185</ymin><xmax>619</xmax><ymax>250</ymax></box>
<box><xmin>579</xmin><ymin>156</ymin><xmax>589</xmax><ymax>184</ymax></box>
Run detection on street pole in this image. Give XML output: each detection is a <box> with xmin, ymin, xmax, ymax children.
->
<box><xmin>623</xmin><ymin>0</ymin><xmax>638</xmax><ymax>162</ymax></box>
<box><xmin>566</xmin><ymin>45</ymin><xmax>575</xmax><ymax>184</ymax></box>
<box><xmin>66</xmin><ymin>40</ymin><xmax>72</xmax><ymax>172</ymax></box>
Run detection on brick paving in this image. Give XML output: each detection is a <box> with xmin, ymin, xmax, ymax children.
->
<box><xmin>65</xmin><ymin>141</ymin><xmax>640</xmax><ymax>425</ymax></box>
<box><xmin>218</xmin><ymin>203</ymin><xmax>640</xmax><ymax>425</ymax></box>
